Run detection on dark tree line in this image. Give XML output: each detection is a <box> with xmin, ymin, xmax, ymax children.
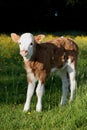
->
<box><xmin>1</xmin><ymin>0</ymin><xmax>87</xmax><ymax>7</ymax></box>
<box><xmin>0</xmin><ymin>0</ymin><xmax>87</xmax><ymax>32</ymax></box>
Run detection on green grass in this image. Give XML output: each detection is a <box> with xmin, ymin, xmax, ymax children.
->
<box><xmin>0</xmin><ymin>32</ymin><xmax>87</xmax><ymax>130</ymax></box>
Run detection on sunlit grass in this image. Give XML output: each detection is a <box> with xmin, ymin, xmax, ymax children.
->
<box><xmin>0</xmin><ymin>32</ymin><xmax>87</xmax><ymax>130</ymax></box>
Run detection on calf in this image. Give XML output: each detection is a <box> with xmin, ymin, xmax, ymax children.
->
<box><xmin>11</xmin><ymin>33</ymin><xmax>79</xmax><ymax>112</ymax></box>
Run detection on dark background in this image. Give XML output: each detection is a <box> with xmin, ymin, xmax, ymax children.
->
<box><xmin>0</xmin><ymin>0</ymin><xmax>87</xmax><ymax>33</ymax></box>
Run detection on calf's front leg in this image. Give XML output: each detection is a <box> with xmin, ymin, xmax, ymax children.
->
<box><xmin>23</xmin><ymin>82</ymin><xmax>35</xmax><ymax>112</ymax></box>
<box><xmin>36</xmin><ymin>80</ymin><xmax>44</xmax><ymax>112</ymax></box>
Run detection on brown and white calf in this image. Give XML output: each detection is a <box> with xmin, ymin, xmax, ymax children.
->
<box><xmin>11</xmin><ymin>33</ymin><xmax>79</xmax><ymax>112</ymax></box>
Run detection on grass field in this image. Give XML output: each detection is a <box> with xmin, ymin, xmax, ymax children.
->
<box><xmin>0</xmin><ymin>31</ymin><xmax>87</xmax><ymax>130</ymax></box>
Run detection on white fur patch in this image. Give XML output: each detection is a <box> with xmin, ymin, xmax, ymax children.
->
<box><xmin>27</xmin><ymin>69</ymin><xmax>37</xmax><ymax>83</ymax></box>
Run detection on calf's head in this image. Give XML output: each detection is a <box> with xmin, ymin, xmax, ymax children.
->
<box><xmin>11</xmin><ymin>33</ymin><xmax>45</xmax><ymax>60</ymax></box>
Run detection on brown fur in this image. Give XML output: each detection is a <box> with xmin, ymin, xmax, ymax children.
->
<box><xmin>24</xmin><ymin>37</ymin><xmax>78</xmax><ymax>83</ymax></box>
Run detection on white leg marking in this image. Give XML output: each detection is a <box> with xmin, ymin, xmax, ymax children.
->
<box><xmin>36</xmin><ymin>80</ymin><xmax>44</xmax><ymax>112</ymax></box>
<box><xmin>23</xmin><ymin>82</ymin><xmax>35</xmax><ymax>112</ymax></box>
<box><xmin>67</xmin><ymin>61</ymin><xmax>77</xmax><ymax>101</ymax></box>
<box><xmin>59</xmin><ymin>70</ymin><xmax>69</xmax><ymax>105</ymax></box>
<box><xmin>69</xmin><ymin>71</ymin><xmax>77</xmax><ymax>101</ymax></box>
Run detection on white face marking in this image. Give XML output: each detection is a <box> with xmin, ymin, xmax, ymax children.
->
<box><xmin>18</xmin><ymin>33</ymin><xmax>35</xmax><ymax>60</ymax></box>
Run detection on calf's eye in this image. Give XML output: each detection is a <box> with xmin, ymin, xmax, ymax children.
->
<box><xmin>30</xmin><ymin>42</ymin><xmax>33</xmax><ymax>46</ymax></box>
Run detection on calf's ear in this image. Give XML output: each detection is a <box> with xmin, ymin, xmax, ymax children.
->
<box><xmin>11</xmin><ymin>33</ymin><xmax>20</xmax><ymax>43</ymax></box>
<box><xmin>35</xmin><ymin>34</ymin><xmax>45</xmax><ymax>43</ymax></box>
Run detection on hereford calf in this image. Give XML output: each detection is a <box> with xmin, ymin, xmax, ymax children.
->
<box><xmin>11</xmin><ymin>33</ymin><xmax>79</xmax><ymax>112</ymax></box>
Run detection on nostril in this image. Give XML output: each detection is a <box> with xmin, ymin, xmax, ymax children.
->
<box><xmin>25</xmin><ymin>50</ymin><xmax>28</xmax><ymax>53</ymax></box>
<box><xmin>20</xmin><ymin>50</ymin><xmax>28</xmax><ymax>56</ymax></box>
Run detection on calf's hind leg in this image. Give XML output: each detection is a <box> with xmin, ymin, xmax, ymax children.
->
<box><xmin>67</xmin><ymin>62</ymin><xmax>77</xmax><ymax>102</ymax></box>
